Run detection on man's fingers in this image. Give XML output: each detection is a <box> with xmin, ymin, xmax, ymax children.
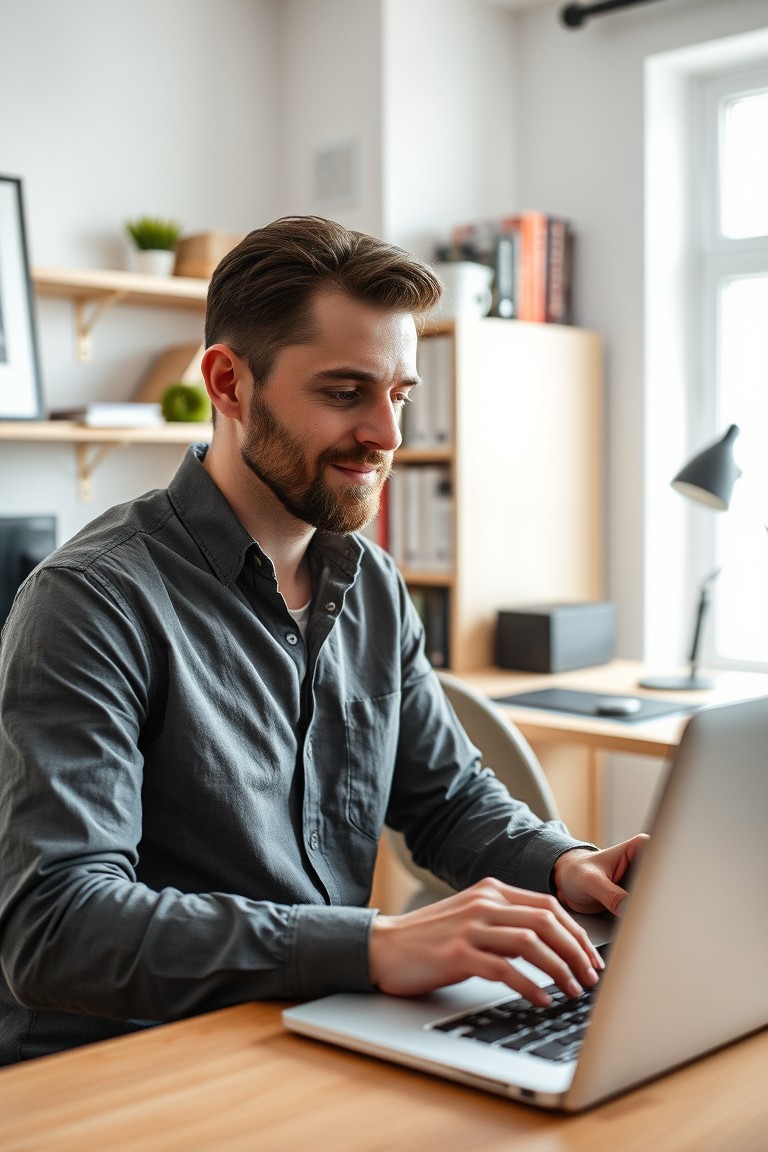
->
<box><xmin>482</xmin><ymin>885</ymin><xmax>604</xmax><ymax>971</ymax></box>
<box><xmin>369</xmin><ymin>879</ymin><xmax>605</xmax><ymax>998</ymax></box>
<box><xmin>467</xmin><ymin>952</ymin><xmax>558</xmax><ymax>1007</ymax></box>
<box><xmin>473</xmin><ymin>922</ymin><xmax>597</xmax><ymax>998</ymax></box>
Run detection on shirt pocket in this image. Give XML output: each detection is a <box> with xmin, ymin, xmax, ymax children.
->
<box><xmin>344</xmin><ymin>691</ymin><xmax>400</xmax><ymax>841</ymax></box>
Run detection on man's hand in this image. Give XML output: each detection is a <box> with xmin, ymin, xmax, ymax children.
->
<box><xmin>553</xmin><ymin>834</ymin><xmax>650</xmax><ymax>918</ymax></box>
<box><xmin>368</xmin><ymin>878</ymin><xmax>604</xmax><ymax>1005</ymax></box>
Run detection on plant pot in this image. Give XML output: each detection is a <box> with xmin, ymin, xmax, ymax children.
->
<box><xmin>131</xmin><ymin>249</ymin><xmax>176</xmax><ymax>276</ymax></box>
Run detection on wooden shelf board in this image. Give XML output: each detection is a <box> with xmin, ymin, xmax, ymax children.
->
<box><xmin>401</xmin><ymin>569</ymin><xmax>453</xmax><ymax>587</ymax></box>
<box><xmin>396</xmin><ymin>447</ymin><xmax>452</xmax><ymax>465</ymax></box>
<box><xmin>0</xmin><ymin>420</ymin><xmax>212</xmax><ymax>444</ymax></box>
<box><xmin>32</xmin><ymin>266</ymin><xmax>208</xmax><ymax>310</ymax></box>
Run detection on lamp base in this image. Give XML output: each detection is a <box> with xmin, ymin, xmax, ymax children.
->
<box><xmin>638</xmin><ymin>673</ymin><xmax>716</xmax><ymax>691</ymax></box>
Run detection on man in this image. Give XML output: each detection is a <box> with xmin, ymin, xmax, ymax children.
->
<box><xmin>0</xmin><ymin>217</ymin><xmax>645</xmax><ymax>1063</ymax></box>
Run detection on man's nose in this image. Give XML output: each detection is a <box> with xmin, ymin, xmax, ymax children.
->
<box><xmin>355</xmin><ymin>399</ymin><xmax>403</xmax><ymax>451</ymax></box>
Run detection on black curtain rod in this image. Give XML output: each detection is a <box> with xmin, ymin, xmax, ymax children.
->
<box><xmin>560</xmin><ymin>0</ymin><xmax>667</xmax><ymax>30</ymax></box>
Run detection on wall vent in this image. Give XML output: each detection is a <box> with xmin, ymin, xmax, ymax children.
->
<box><xmin>312</xmin><ymin>140</ymin><xmax>359</xmax><ymax>210</ymax></box>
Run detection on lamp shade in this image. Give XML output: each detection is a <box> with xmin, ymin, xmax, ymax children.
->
<box><xmin>671</xmin><ymin>424</ymin><xmax>741</xmax><ymax>511</ymax></box>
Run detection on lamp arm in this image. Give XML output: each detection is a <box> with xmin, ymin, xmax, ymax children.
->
<box><xmin>688</xmin><ymin>568</ymin><xmax>721</xmax><ymax>680</ymax></box>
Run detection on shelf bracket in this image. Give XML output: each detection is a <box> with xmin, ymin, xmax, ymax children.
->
<box><xmin>75</xmin><ymin>441</ymin><xmax>128</xmax><ymax>502</ymax></box>
<box><xmin>73</xmin><ymin>291</ymin><xmax>128</xmax><ymax>362</ymax></box>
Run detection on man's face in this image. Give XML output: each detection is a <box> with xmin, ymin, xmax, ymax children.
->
<box><xmin>240</xmin><ymin>289</ymin><xmax>420</xmax><ymax>533</ymax></box>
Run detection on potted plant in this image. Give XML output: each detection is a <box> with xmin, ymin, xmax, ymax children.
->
<box><xmin>125</xmin><ymin>215</ymin><xmax>183</xmax><ymax>276</ymax></box>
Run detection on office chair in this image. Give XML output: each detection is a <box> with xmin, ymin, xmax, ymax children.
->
<box><xmin>386</xmin><ymin>669</ymin><xmax>561</xmax><ymax>911</ymax></box>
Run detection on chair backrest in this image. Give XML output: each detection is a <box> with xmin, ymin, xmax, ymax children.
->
<box><xmin>385</xmin><ymin>669</ymin><xmax>560</xmax><ymax>909</ymax></box>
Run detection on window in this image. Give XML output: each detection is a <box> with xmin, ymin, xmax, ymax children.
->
<box><xmin>695</xmin><ymin>66</ymin><xmax>768</xmax><ymax>669</ymax></box>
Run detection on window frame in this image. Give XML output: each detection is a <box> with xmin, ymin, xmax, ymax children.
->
<box><xmin>692</xmin><ymin>64</ymin><xmax>768</xmax><ymax>670</ymax></box>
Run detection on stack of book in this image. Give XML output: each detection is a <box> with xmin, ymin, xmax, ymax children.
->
<box><xmin>402</xmin><ymin>335</ymin><xmax>453</xmax><ymax>448</ymax></box>
<box><xmin>49</xmin><ymin>402</ymin><xmax>164</xmax><ymax>427</ymax></box>
<box><xmin>387</xmin><ymin>466</ymin><xmax>454</xmax><ymax>574</ymax></box>
<box><xmin>409</xmin><ymin>587</ymin><xmax>450</xmax><ymax>668</ymax></box>
<box><xmin>436</xmin><ymin>212</ymin><xmax>574</xmax><ymax>325</ymax></box>
<box><xmin>362</xmin><ymin>467</ymin><xmax>454</xmax><ymax>574</ymax></box>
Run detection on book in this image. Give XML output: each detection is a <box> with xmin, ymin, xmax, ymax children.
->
<box><xmin>407</xmin><ymin>585</ymin><xmax>449</xmax><ymax>667</ymax></box>
<box><xmin>518</xmin><ymin>211</ymin><xmax>549</xmax><ymax>323</ymax></box>
<box><xmin>49</xmin><ymin>402</ymin><xmax>164</xmax><ymax>428</ymax></box>
<box><xmin>491</xmin><ymin>224</ymin><xmax>519</xmax><ymax>319</ymax></box>
<box><xmin>423</xmin><ymin>587</ymin><xmax>450</xmax><ymax>667</ymax></box>
<box><xmin>546</xmin><ymin>216</ymin><xmax>575</xmax><ymax>324</ymax></box>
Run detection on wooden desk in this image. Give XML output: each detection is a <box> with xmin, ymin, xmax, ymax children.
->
<box><xmin>457</xmin><ymin>659</ymin><xmax>768</xmax><ymax>844</ymax></box>
<box><xmin>0</xmin><ymin>1001</ymin><xmax>766</xmax><ymax>1151</ymax></box>
<box><xmin>458</xmin><ymin>658</ymin><xmax>768</xmax><ymax>759</ymax></box>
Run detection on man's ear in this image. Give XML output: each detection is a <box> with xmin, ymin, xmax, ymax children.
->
<box><xmin>201</xmin><ymin>344</ymin><xmax>249</xmax><ymax>422</ymax></box>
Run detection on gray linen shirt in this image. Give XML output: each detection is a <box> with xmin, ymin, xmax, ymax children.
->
<box><xmin>0</xmin><ymin>445</ymin><xmax>586</xmax><ymax>1062</ymax></box>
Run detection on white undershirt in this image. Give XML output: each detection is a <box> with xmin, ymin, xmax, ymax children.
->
<box><xmin>286</xmin><ymin>599</ymin><xmax>311</xmax><ymax>640</ymax></box>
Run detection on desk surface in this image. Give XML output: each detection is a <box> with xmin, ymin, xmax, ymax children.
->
<box><xmin>459</xmin><ymin>659</ymin><xmax>768</xmax><ymax>758</ymax></box>
<box><xmin>0</xmin><ymin>1001</ymin><xmax>766</xmax><ymax>1152</ymax></box>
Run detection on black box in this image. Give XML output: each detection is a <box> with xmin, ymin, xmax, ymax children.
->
<box><xmin>495</xmin><ymin>602</ymin><xmax>616</xmax><ymax>673</ymax></box>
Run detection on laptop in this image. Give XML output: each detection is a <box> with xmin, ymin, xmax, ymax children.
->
<box><xmin>283</xmin><ymin>695</ymin><xmax>768</xmax><ymax>1111</ymax></box>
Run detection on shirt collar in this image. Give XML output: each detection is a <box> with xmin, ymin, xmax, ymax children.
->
<box><xmin>167</xmin><ymin>444</ymin><xmax>363</xmax><ymax>586</ymax></box>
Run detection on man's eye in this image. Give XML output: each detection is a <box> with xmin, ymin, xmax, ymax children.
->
<box><xmin>327</xmin><ymin>390</ymin><xmax>360</xmax><ymax>402</ymax></box>
<box><xmin>393</xmin><ymin>393</ymin><xmax>413</xmax><ymax>407</ymax></box>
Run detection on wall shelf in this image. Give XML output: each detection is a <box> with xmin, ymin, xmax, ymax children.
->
<box><xmin>0</xmin><ymin>420</ymin><xmax>212</xmax><ymax>502</ymax></box>
<box><xmin>32</xmin><ymin>267</ymin><xmax>208</xmax><ymax>361</ymax></box>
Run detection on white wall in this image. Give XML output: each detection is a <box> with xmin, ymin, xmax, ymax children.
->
<box><xmin>382</xmin><ymin>0</ymin><xmax>519</xmax><ymax>256</ymax></box>
<box><xmin>278</xmin><ymin>0</ymin><xmax>385</xmax><ymax>234</ymax></box>
<box><xmin>511</xmin><ymin>0</ymin><xmax>768</xmax><ymax>659</ymax></box>
<box><xmin>0</xmin><ymin>0</ymin><xmax>279</xmax><ymax>541</ymax></box>
<box><xmin>277</xmin><ymin>0</ymin><xmax>520</xmax><ymax>258</ymax></box>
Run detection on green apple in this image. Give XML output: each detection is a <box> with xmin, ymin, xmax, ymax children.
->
<box><xmin>161</xmin><ymin>382</ymin><xmax>212</xmax><ymax>423</ymax></box>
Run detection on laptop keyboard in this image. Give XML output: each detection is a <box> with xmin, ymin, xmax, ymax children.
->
<box><xmin>429</xmin><ymin>982</ymin><xmax>597</xmax><ymax>1064</ymax></box>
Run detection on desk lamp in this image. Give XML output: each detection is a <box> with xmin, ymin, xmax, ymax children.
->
<box><xmin>639</xmin><ymin>424</ymin><xmax>741</xmax><ymax>690</ymax></box>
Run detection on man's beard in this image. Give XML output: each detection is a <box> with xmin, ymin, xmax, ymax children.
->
<box><xmin>240</xmin><ymin>391</ymin><xmax>393</xmax><ymax>534</ymax></box>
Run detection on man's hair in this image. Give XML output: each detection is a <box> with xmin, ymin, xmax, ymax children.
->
<box><xmin>205</xmin><ymin>216</ymin><xmax>442</xmax><ymax>385</ymax></box>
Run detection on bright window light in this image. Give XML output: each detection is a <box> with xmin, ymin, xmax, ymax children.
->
<box><xmin>721</xmin><ymin>89</ymin><xmax>768</xmax><ymax>239</ymax></box>
<box><xmin>714</xmin><ymin>274</ymin><xmax>768</xmax><ymax>662</ymax></box>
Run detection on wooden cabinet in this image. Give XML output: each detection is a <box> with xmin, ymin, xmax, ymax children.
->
<box><xmin>399</xmin><ymin>317</ymin><xmax>604</xmax><ymax>672</ymax></box>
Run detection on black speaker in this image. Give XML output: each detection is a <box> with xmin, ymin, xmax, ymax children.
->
<box><xmin>496</xmin><ymin>602</ymin><xmax>616</xmax><ymax>673</ymax></box>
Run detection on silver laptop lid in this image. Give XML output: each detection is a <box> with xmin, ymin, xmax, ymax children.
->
<box><xmin>568</xmin><ymin>694</ymin><xmax>768</xmax><ymax>1109</ymax></box>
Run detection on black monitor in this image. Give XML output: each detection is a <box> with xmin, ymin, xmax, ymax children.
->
<box><xmin>0</xmin><ymin>516</ymin><xmax>56</xmax><ymax>627</ymax></box>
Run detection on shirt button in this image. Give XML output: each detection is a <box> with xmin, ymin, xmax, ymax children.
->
<box><xmin>324</xmin><ymin>601</ymin><xmax>337</xmax><ymax>613</ymax></box>
<box><xmin>306</xmin><ymin>741</ymin><xmax>313</xmax><ymax>758</ymax></box>
<box><xmin>286</xmin><ymin>632</ymin><xmax>299</xmax><ymax>645</ymax></box>
<box><xmin>309</xmin><ymin>831</ymin><xmax>319</xmax><ymax>851</ymax></box>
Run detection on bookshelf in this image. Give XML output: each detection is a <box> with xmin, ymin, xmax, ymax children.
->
<box><xmin>389</xmin><ymin>317</ymin><xmax>604</xmax><ymax>672</ymax></box>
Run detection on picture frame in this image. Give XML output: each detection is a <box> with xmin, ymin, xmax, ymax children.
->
<box><xmin>0</xmin><ymin>175</ymin><xmax>43</xmax><ymax>419</ymax></box>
